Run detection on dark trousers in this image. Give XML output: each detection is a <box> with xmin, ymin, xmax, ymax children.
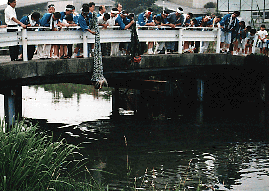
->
<box><xmin>194</xmin><ymin>41</ymin><xmax>200</xmax><ymax>53</ymax></box>
<box><xmin>7</xmin><ymin>25</ymin><xmax>19</xmax><ymax>61</ymax></box>
<box><xmin>27</xmin><ymin>45</ymin><xmax>35</xmax><ymax>60</ymax></box>
<box><xmin>68</xmin><ymin>44</ymin><xmax>72</xmax><ymax>57</ymax></box>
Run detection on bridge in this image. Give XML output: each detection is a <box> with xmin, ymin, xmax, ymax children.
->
<box><xmin>0</xmin><ymin>52</ymin><xmax>268</xmax><ymax>127</ymax></box>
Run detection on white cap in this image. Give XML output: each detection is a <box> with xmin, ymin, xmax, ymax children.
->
<box><xmin>176</xmin><ymin>8</ymin><xmax>183</xmax><ymax>14</ymax></box>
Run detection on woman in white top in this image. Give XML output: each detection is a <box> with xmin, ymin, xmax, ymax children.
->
<box><xmin>5</xmin><ymin>0</ymin><xmax>26</xmax><ymax>61</ymax></box>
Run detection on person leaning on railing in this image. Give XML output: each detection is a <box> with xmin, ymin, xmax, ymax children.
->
<box><xmin>77</xmin><ymin>4</ymin><xmax>96</xmax><ymax>57</ymax></box>
<box><xmin>166</xmin><ymin>7</ymin><xmax>184</xmax><ymax>53</ymax></box>
<box><xmin>37</xmin><ymin>12</ymin><xmax>61</xmax><ymax>59</ymax></box>
<box><xmin>20</xmin><ymin>12</ymin><xmax>40</xmax><ymax>60</ymax></box>
<box><xmin>115</xmin><ymin>10</ymin><xmax>135</xmax><ymax>55</ymax></box>
<box><xmin>5</xmin><ymin>0</ymin><xmax>26</xmax><ymax>61</ymax></box>
<box><xmin>154</xmin><ymin>10</ymin><xmax>173</xmax><ymax>54</ymax></box>
<box><xmin>137</xmin><ymin>8</ymin><xmax>155</xmax><ymax>54</ymax></box>
<box><xmin>98</xmin><ymin>13</ymin><xmax>111</xmax><ymax>56</ymax></box>
<box><xmin>59</xmin><ymin>14</ymin><xmax>77</xmax><ymax>59</ymax></box>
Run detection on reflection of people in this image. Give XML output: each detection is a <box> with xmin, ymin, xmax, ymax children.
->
<box><xmin>5</xmin><ymin>0</ymin><xmax>26</xmax><ymax>61</ymax></box>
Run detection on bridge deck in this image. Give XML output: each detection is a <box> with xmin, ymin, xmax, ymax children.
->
<box><xmin>0</xmin><ymin>53</ymin><xmax>266</xmax><ymax>91</ymax></box>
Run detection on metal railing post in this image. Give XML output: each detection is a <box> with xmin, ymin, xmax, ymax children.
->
<box><xmin>178</xmin><ymin>28</ymin><xmax>183</xmax><ymax>54</ymax></box>
<box><xmin>83</xmin><ymin>32</ymin><xmax>88</xmax><ymax>58</ymax></box>
<box><xmin>216</xmin><ymin>27</ymin><xmax>221</xmax><ymax>53</ymax></box>
<box><xmin>22</xmin><ymin>29</ymin><xmax>28</xmax><ymax>61</ymax></box>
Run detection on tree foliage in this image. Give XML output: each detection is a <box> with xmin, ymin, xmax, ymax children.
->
<box><xmin>115</xmin><ymin>0</ymin><xmax>160</xmax><ymax>15</ymax></box>
<box><xmin>204</xmin><ymin>2</ymin><xmax>217</xmax><ymax>8</ymax></box>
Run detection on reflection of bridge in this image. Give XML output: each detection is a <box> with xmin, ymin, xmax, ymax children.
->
<box><xmin>0</xmin><ymin>53</ymin><xmax>268</xmax><ymax>127</ymax></box>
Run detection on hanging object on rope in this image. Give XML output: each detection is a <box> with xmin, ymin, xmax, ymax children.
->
<box><xmin>91</xmin><ymin>11</ymin><xmax>108</xmax><ymax>89</ymax></box>
<box><xmin>130</xmin><ymin>21</ymin><xmax>142</xmax><ymax>63</ymax></box>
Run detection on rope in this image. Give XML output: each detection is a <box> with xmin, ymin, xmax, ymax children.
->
<box><xmin>91</xmin><ymin>12</ymin><xmax>108</xmax><ymax>89</ymax></box>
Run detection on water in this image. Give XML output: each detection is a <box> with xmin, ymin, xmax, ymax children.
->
<box><xmin>1</xmin><ymin>85</ymin><xmax>269</xmax><ymax>190</ymax></box>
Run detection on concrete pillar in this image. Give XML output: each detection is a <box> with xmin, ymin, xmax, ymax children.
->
<box><xmin>197</xmin><ymin>79</ymin><xmax>205</xmax><ymax>102</ymax></box>
<box><xmin>4</xmin><ymin>87</ymin><xmax>22</xmax><ymax>129</ymax></box>
<box><xmin>112</xmin><ymin>87</ymin><xmax>119</xmax><ymax>116</ymax></box>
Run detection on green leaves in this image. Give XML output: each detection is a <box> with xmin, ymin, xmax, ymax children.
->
<box><xmin>0</xmin><ymin>120</ymin><xmax>103</xmax><ymax>190</ymax></box>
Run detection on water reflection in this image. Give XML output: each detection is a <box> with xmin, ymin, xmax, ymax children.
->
<box><xmin>23</xmin><ymin>84</ymin><xmax>112</xmax><ymax>124</ymax></box>
<box><xmin>1</xmin><ymin>84</ymin><xmax>269</xmax><ymax>190</ymax></box>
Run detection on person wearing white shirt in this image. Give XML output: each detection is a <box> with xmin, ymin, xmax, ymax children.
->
<box><xmin>5</xmin><ymin>0</ymin><xmax>26</xmax><ymax>61</ymax></box>
<box><xmin>107</xmin><ymin>8</ymin><xmax>119</xmax><ymax>56</ymax></box>
<box><xmin>257</xmin><ymin>24</ymin><xmax>268</xmax><ymax>55</ymax></box>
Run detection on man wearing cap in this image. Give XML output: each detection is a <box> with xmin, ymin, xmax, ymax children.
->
<box><xmin>166</xmin><ymin>7</ymin><xmax>184</xmax><ymax>53</ymax></box>
<box><xmin>138</xmin><ymin>8</ymin><xmax>155</xmax><ymax>27</ymax></box>
<box><xmin>60</xmin><ymin>5</ymin><xmax>73</xmax><ymax>22</ymax></box>
<box><xmin>219</xmin><ymin>11</ymin><xmax>240</xmax><ymax>53</ymax></box>
<box><xmin>48</xmin><ymin>4</ymin><xmax>55</xmax><ymax>14</ymax></box>
<box><xmin>137</xmin><ymin>8</ymin><xmax>155</xmax><ymax>54</ymax></box>
<box><xmin>59</xmin><ymin>5</ymin><xmax>75</xmax><ymax>58</ymax></box>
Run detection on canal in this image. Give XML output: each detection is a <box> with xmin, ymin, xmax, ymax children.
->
<box><xmin>1</xmin><ymin>84</ymin><xmax>269</xmax><ymax>190</ymax></box>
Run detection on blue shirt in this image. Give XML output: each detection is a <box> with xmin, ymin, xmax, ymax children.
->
<box><xmin>167</xmin><ymin>12</ymin><xmax>180</xmax><ymax>24</ymax></box>
<box><xmin>219</xmin><ymin>14</ymin><xmax>239</xmax><ymax>33</ymax></box>
<box><xmin>115</xmin><ymin>14</ymin><xmax>130</xmax><ymax>30</ymax></box>
<box><xmin>60</xmin><ymin>12</ymin><xmax>73</xmax><ymax>22</ymax></box>
<box><xmin>20</xmin><ymin>15</ymin><xmax>40</xmax><ymax>26</ymax></box>
<box><xmin>40</xmin><ymin>13</ymin><xmax>59</xmax><ymax>27</ymax></box>
<box><xmin>137</xmin><ymin>12</ymin><xmax>153</xmax><ymax>26</ymax></box>
<box><xmin>77</xmin><ymin>14</ymin><xmax>90</xmax><ymax>31</ymax></box>
<box><xmin>156</xmin><ymin>13</ymin><xmax>168</xmax><ymax>24</ymax></box>
<box><xmin>195</xmin><ymin>16</ymin><xmax>203</xmax><ymax>27</ymax></box>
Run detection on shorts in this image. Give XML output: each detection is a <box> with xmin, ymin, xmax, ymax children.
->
<box><xmin>258</xmin><ymin>42</ymin><xmax>267</xmax><ymax>48</ymax></box>
<box><xmin>238</xmin><ymin>39</ymin><xmax>245</xmax><ymax>49</ymax></box>
<box><xmin>221</xmin><ymin>31</ymin><xmax>232</xmax><ymax>44</ymax></box>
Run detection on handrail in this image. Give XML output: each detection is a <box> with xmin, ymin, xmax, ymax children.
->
<box><xmin>0</xmin><ymin>27</ymin><xmax>221</xmax><ymax>61</ymax></box>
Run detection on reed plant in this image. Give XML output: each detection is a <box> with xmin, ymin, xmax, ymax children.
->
<box><xmin>0</xmin><ymin>119</ymin><xmax>104</xmax><ymax>191</ymax></box>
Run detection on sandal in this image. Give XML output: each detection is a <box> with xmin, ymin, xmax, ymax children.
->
<box><xmin>60</xmin><ymin>55</ymin><xmax>65</xmax><ymax>59</ymax></box>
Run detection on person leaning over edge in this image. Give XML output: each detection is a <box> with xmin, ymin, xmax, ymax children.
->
<box><xmin>5</xmin><ymin>0</ymin><xmax>26</xmax><ymax>61</ymax></box>
<box><xmin>77</xmin><ymin>4</ymin><xmax>96</xmax><ymax>57</ymax></box>
<box><xmin>20</xmin><ymin>12</ymin><xmax>40</xmax><ymax>60</ymax></box>
<box><xmin>37</xmin><ymin>12</ymin><xmax>61</xmax><ymax>59</ymax></box>
<box><xmin>115</xmin><ymin>10</ymin><xmax>135</xmax><ymax>55</ymax></box>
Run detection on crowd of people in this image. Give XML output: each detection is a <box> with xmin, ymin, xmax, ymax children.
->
<box><xmin>2</xmin><ymin>0</ymin><xmax>269</xmax><ymax>61</ymax></box>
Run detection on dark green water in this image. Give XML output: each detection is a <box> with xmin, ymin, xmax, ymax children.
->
<box><xmin>7</xmin><ymin>84</ymin><xmax>269</xmax><ymax>190</ymax></box>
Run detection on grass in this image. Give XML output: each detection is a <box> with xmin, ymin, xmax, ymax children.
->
<box><xmin>0</xmin><ymin>119</ymin><xmax>106</xmax><ymax>191</ymax></box>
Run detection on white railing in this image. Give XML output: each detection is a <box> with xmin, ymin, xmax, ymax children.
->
<box><xmin>0</xmin><ymin>26</ymin><xmax>221</xmax><ymax>61</ymax></box>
